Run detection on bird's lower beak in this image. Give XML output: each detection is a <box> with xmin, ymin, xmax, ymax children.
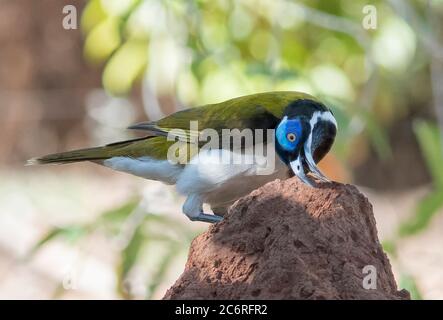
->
<box><xmin>289</xmin><ymin>153</ymin><xmax>315</xmax><ymax>187</ymax></box>
<box><xmin>290</xmin><ymin>147</ymin><xmax>330</xmax><ymax>187</ymax></box>
<box><xmin>303</xmin><ymin>143</ymin><xmax>330</xmax><ymax>182</ymax></box>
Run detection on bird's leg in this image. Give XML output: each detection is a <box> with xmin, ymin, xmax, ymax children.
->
<box><xmin>183</xmin><ymin>194</ymin><xmax>223</xmax><ymax>224</ymax></box>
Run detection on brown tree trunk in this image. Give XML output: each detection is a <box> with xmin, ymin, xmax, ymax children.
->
<box><xmin>0</xmin><ymin>0</ymin><xmax>101</xmax><ymax>164</ymax></box>
<box><xmin>164</xmin><ymin>178</ymin><xmax>409</xmax><ymax>300</ymax></box>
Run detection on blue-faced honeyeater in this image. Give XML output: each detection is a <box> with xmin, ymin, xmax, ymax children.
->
<box><xmin>29</xmin><ymin>91</ymin><xmax>337</xmax><ymax>223</ymax></box>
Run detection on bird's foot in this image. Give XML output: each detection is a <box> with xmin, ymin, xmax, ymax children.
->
<box><xmin>189</xmin><ymin>213</ymin><xmax>223</xmax><ymax>224</ymax></box>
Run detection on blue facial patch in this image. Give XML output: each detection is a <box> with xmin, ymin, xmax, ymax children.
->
<box><xmin>276</xmin><ymin>117</ymin><xmax>303</xmax><ymax>152</ymax></box>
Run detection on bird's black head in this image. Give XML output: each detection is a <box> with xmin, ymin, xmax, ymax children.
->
<box><xmin>275</xmin><ymin>99</ymin><xmax>337</xmax><ymax>186</ymax></box>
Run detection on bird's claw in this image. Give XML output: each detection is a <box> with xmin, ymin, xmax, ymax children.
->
<box><xmin>190</xmin><ymin>213</ymin><xmax>223</xmax><ymax>224</ymax></box>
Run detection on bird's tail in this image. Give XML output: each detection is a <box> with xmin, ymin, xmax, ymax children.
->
<box><xmin>26</xmin><ymin>146</ymin><xmax>110</xmax><ymax>165</ymax></box>
<box><xmin>26</xmin><ymin>136</ymin><xmax>150</xmax><ymax>165</ymax></box>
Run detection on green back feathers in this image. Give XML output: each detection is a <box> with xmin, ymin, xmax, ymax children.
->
<box><xmin>29</xmin><ymin>91</ymin><xmax>319</xmax><ymax>165</ymax></box>
<box><xmin>130</xmin><ymin>91</ymin><xmax>317</xmax><ymax>142</ymax></box>
<box><xmin>157</xmin><ymin>91</ymin><xmax>315</xmax><ymax>130</ymax></box>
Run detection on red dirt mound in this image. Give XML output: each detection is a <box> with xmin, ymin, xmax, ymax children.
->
<box><xmin>164</xmin><ymin>177</ymin><xmax>409</xmax><ymax>300</ymax></box>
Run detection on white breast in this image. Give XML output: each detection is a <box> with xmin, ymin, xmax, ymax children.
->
<box><xmin>104</xmin><ymin>146</ymin><xmax>288</xmax><ymax>209</ymax></box>
<box><xmin>175</xmin><ymin>146</ymin><xmax>288</xmax><ymax>208</ymax></box>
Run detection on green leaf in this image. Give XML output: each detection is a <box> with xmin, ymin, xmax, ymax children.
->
<box><xmin>27</xmin><ymin>226</ymin><xmax>87</xmax><ymax>258</ymax></box>
<box><xmin>84</xmin><ymin>17</ymin><xmax>122</xmax><ymax>64</ymax></box>
<box><xmin>121</xmin><ymin>226</ymin><xmax>144</xmax><ymax>276</ymax></box>
<box><xmin>117</xmin><ymin>223</ymin><xmax>145</xmax><ymax>298</ymax></box>
<box><xmin>413</xmin><ymin>120</ymin><xmax>443</xmax><ymax>188</ymax></box>
<box><xmin>99</xmin><ymin>197</ymin><xmax>141</xmax><ymax>224</ymax></box>
<box><xmin>102</xmin><ymin>39</ymin><xmax>148</xmax><ymax>95</ymax></box>
<box><xmin>146</xmin><ymin>242</ymin><xmax>180</xmax><ymax>299</ymax></box>
<box><xmin>399</xmin><ymin>273</ymin><xmax>423</xmax><ymax>300</ymax></box>
<box><xmin>81</xmin><ymin>0</ymin><xmax>108</xmax><ymax>34</ymax></box>
<box><xmin>95</xmin><ymin>198</ymin><xmax>141</xmax><ymax>236</ymax></box>
<box><xmin>399</xmin><ymin>189</ymin><xmax>443</xmax><ymax>236</ymax></box>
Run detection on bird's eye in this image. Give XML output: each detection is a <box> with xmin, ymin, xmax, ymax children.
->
<box><xmin>287</xmin><ymin>133</ymin><xmax>297</xmax><ymax>142</ymax></box>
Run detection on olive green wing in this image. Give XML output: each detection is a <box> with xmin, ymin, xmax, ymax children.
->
<box><xmin>29</xmin><ymin>136</ymin><xmax>185</xmax><ymax>164</ymax></box>
<box><xmin>129</xmin><ymin>91</ymin><xmax>315</xmax><ymax>142</ymax></box>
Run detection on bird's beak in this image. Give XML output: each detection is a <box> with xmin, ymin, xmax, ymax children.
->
<box><xmin>289</xmin><ymin>153</ymin><xmax>315</xmax><ymax>187</ymax></box>
<box><xmin>303</xmin><ymin>142</ymin><xmax>330</xmax><ymax>182</ymax></box>
<box><xmin>289</xmin><ymin>144</ymin><xmax>330</xmax><ymax>187</ymax></box>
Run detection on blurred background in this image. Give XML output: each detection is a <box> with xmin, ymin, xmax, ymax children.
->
<box><xmin>1</xmin><ymin>0</ymin><xmax>443</xmax><ymax>299</ymax></box>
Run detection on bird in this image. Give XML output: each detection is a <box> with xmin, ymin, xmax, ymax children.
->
<box><xmin>28</xmin><ymin>91</ymin><xmax>337</xmax><ymax>224</ymax></box>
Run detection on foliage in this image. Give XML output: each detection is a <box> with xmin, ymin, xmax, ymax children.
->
<box><xmin>382</xmin><ymin>120</ymin><xmax>443</xmax><ymax>299</ymax></box>
<box><xmin>79</xmin><ymin>0</ymin><xmax>436</xmax><ymax>165</ymax></box>
<box><xmin>30</xmin><ymin>0</ymin><xmax>443</xmax><ymax>299</ymax></box>
<box><xmin>394</xmin><ymin>121</ymin><xmax>443</xmax><ymax>237</ymax></box>
<box><xmin>28</xmin><ymin>197</ymin><xmax>197</xmax><ymax>299</ymax></box>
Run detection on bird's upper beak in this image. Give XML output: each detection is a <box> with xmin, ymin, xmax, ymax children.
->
<box><xmin>289</xmin><ymin>142</ymin><xmax>329</xmax><ymax>187</ymax></box>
